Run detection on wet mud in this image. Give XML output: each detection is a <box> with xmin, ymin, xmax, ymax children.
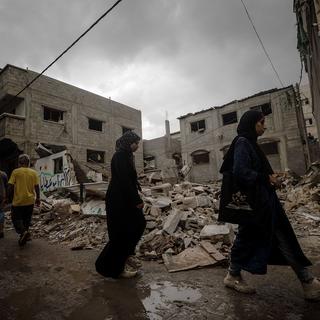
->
<box><xmin>1</xmin><ymin>231</ymin><xmax>320</xmax><ymax>319</ymax></box>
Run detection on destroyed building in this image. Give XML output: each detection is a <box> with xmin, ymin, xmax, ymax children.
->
<box><xmin>143</xmin><ymin>120</ymin><xmax>181</xmax><ymax>184</ymax></box>
<box><xmin>294</xmin><ymin>0</ymin><xmax>320</xmax><ymax>138</ymax></box>
<box><xmin>301</xmin><ymin>83</ymin><xmax>318</xmax><ymax>140</ymax></box>
<box><xmin>300</xmin><ymin>83</ymin><xmax>320</xmax><ymax>161</ymax></box>
<box><xmin>178</xmin><ymin>86</ymin><xmax>310</xmax><ymax>183</ymax></box>
<box><xmin>0</xmin><ymin>64</ymin><xmax>143</xmax><ymax>184</ymax></box>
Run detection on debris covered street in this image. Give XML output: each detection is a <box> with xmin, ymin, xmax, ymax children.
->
<box><xmin>1</xmin><ymin>166</ymin><xmax>320</xmax><ymax>319</ymax></box>
<box><xmin>1</xmin><ymin>230</ymin><xmax>320</xmax><ymax>320</ymax></box>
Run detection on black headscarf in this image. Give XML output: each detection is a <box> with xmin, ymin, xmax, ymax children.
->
<box><xmin>115</xmin><ymin>131</ymin><xmax>141</xmax><ymax>153</ymax></box>
<box><xmin>220</xmin><ymin>110</ymin><xmax>273</xmax><ymax>175</ymax></box>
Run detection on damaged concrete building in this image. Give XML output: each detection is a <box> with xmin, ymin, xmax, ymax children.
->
<box><xmin>300</xmin><ymin>83</ymin><xmax>318</xmax><ymax>140</ymax></box>
<box><xmin>143</xmin><ymin>120</ymin><xmax>181</xmax><ymax>184</ymax></box>
<box><xmin>178</xmin><ymin>86</ymin><xmax>310</xmax><ymax>183</ymax></box>
<box><xmin>0</xmin><ymin>64</ymin><xmax>143</xmax><ymax>188</ymax></box>
<box><xmin>294</xmin><ymin>0</ymin><xmax>320</xmax><ymax>138</ymax></box>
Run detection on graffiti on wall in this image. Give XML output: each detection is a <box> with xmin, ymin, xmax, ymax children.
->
<box><xmin>39</xmin><ymin>167</ymin><xmax>71</xmax><ymax>192</ymax></box>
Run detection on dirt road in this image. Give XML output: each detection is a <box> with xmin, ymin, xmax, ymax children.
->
<box><xmin>1</xmin><ymin>230</ymin><xmax>320</xmax><ymax>320</ymax></box>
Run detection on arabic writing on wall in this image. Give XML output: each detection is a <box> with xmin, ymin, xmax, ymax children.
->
<box><xmin>39</xmin><ymin>167</ymin><xmax>71</xmax><ymax>192</ymax></box>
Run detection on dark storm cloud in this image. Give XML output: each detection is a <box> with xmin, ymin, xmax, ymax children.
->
<box><xmin>0</xmin><ymin>0</ymin><xmax>301</xmax><ymax>138</ymax></box>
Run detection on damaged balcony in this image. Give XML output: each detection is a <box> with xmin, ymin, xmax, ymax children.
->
<box><xmin>0</xmin><ymin>113</ymin><xmax>25</xmax><ymax>139</ymax></box>
<box><xmin>0</xmin><ymin>92</ymin><xmax>25</xmax><ymax>139</ymax></box>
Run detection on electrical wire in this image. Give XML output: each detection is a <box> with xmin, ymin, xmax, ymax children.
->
<box><xmin>3</xmin><ymin>0</ymin><xmax>124</xmax><ymax>109</ymax></box>
<box><xmin>240</xmin><ymin>0</ymin><xmax>284</xmax><ymax>87</ymax></box>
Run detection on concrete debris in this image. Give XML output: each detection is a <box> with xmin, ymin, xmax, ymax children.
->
<box><xmin>3</xmin><ymin>165</ymin><xmax>318</xmax><ymax>272</ymax></box>
<box><xmin>151</xmin><ymin>183</ymin><xmax>172</xmax><ymax>197</ymax></box>
<box><xmin>162</xmin><ymin>209</ymin><xmax>183</xmax><ymax>235</ymax></box>
<box><xmin>81</xmin><ymin>199</ymin><xmax>106</xmax><ymax>216</ymax></box>
<box><xmin>200</xmin><ymin>224</ymin><xmax>233</xmax><ymax>245</ymax></box>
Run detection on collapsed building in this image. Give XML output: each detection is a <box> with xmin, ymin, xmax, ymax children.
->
<box><xmin>0</xmin><ymin>64</ymin><xmax>143</xmax><ymax>189</ymax></box>
<box><xmin>294</xmin><ymin>0</ymin><xmax>320</xmax><ymax>138</ymax></box>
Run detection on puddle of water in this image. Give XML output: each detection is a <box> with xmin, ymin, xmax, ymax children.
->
<box><xmin>142</xmin><ymin>281</ymin><xmax>201</xmax><ymax>320</ymax></box>
<box><xmin>69</xmin><ymin>279</ymin><xmax>149</xmax><ymax>320</ymax></box>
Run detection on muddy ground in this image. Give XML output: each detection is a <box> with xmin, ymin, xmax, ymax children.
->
<box><xmin>1</xmin><ymin>230</ymin><xmax>320</xmax><ymax>320</ymax></box>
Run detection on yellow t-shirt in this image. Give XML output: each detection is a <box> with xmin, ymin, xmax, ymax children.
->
<box><xmin>8</xmin><ymin>167</ymin><xmax>40</xmax><ymax>206</ymax></box>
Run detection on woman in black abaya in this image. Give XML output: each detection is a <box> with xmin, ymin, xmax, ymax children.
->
<box><xmin>96</xmin><ymin>131</ymin><xmax>146</xmax><ymax>278</ymax></box>
<box><xmin>219</xmin><ymin>110</ymin><xmax>320</xmax><ymax>300</ymax></box>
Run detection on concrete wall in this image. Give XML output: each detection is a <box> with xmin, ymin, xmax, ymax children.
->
<box><xmin>301</xmin><ymin>83</ymin><xmax>318</xmax><ymax>138</ymax></box>
<box><xmin>179</xmin><ymin>87</ymin><xmax>308</xmax><ymax>183</ymax></box>
<box><xmin>143</xmin><ymin>134</ymin><xmax>181</xmax><ymax>170</ymax></box>
<box><xmin>34</xmin><ymin>150</ymin><xmax>77</xmax><ymax>192</ymax></box>
<box><xmin>295</xmin><ymin>0</ymin><xmax>320</xmax><ymax>142</ymax></box>
<box><xmin>143</xmin><ymin>120</ymin><xmax>181</xmax><ymax>173</ymax></box>
<box><xmin>0</xmin><ymin>65</ymin><xmax>143</xmax><ymax>175</ymax></box>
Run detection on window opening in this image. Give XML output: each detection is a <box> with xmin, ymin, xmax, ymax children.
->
<box><xmin>53</xmin><ymin>157</ymin><xmax>63</xmax><ymax>174</ymax></box>
<box><xmin>89</xmin><ymin>118</ymin><xmax>103</xmax><ymax>131</ymax></box>
<box><xmin>43</xmin><ymin>107</ymin><xmax>63</xmax><ymax>122</ymax></box>
<box><xmin>190</xmin><ymin>120</ymin><xmax>206</xmax><ymax>132</ymax></box>
<box><xmin>222</xmin><ymin>112</ymin><xmax>237</xmax><ymax>125</ymax></box>
<box><xmin>87</xmin><ymin>150</ymin><xmax>105</xmax><ymax>163</ymax></box>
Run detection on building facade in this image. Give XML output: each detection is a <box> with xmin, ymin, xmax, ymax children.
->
<box><xmin>294</xmin><ymin>0</ymin><xmax>320</xmax><ymax>139</ymax></box>
<box><xmin>179</xmin><ymin>86</ymin><xmax>309</xmax><ymax>183</ymax></box>
<box><xmin>0</xmin><ymin>64</ymin><xmax>143</xmax><ymax>177</ymax></box>
<box><xmin>300</xmin><ymin>83</ymin><xmax>318</xmax><ymax>139</ymax></box>
<box><xmin>143</xmin><ymin>120</ymin><xmax>181</xmax><ymax>183</ymax></box>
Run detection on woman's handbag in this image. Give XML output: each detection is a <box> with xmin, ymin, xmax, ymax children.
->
<box><xmin>218</xmin><ymin>171</ymin><xmax>255</xmax><ymax>225</ymax></box>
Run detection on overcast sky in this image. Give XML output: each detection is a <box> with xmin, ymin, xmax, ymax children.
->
<box><xmin>0</xmin><ymin>0</ymin><xmax>306</xmax><ymax>139</ymax></box>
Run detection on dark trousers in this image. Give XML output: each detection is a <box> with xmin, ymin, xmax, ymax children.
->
<box><xmin>95</xmin><ymin>207</ymin><xmax>146</xmax><ymax>278</ymax></box>
<box><xmin>11</xmin><ymin>205</ymin><xmax>34</xmax><ymax>235</ymax></box>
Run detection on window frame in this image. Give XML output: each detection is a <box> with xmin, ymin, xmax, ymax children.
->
<box><xmin>53</xmin><ymin>157</ymin><xmax>63</xmax><ymax>174</ymax></box>
<box><xmin>86</xmin><ymin>149</ymin><xmax>105</xmax><ymax>163</ymax></box>
<box><xmin>222</xmin><ymin>111</ymin><xmax>237</xmax><ymax>126</ymax></box>
<box><xmin>43</xmin><ymin>106</ymin><xmax>64</xmax><ymax>123</ymax></box>
<box><xmin>190</xmin><ymin>119</ymin><xmax>206</xmax><ymax>133</ymax></box>
<box><xmin>88</xmin><ymin>118</ymin><xmax>103</xmax><ymax>132</ymax></box>
<box><xmin>191</xmin><ymin>150</ymin><xmax>210</xmax><ymax>165</ymax></box>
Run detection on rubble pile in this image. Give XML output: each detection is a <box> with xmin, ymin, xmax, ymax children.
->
<box><xmin>10</xmin><ymin>195</ymin><xmax>108</xmax><ymax>250</ymax></box>
<box><xmin>3</xmin><ymin>163</ymin><xmax>319</xmax><ymax>271</ymax></box>
<box><xmin>277</xmin><ymin>163</ymin><xmax>320</xmax><ymax>236</ymax></box>
<box><xmin>137</xmin><ymin>181</ymin><xmax>232</xmax><ymax>269</ymax></box>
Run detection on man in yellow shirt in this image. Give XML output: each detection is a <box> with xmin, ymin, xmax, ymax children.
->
<box><xmin>8</xmin><ymin>154</ymin><xmax>40</xmax><ymax>246</ymax></box>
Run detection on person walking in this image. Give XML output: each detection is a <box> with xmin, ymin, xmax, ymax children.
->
<box><xmin>8</xmin><ymin>154</ymin><xmax>40</xmax><ymax>246</ymax></box>
<box><xmin>219</xmin><ymin>110</ymin><xmax>320</xmax><ymax>301</ymax></box>
<box><xmin>0</xmin><ymin>170</ymin><xmax>8</xmax><ymax>238</ymax></box>
<box><xmin>95</xmin><ymin>131</ymin><xmax>146</xmax><ymax>279</ymax></box>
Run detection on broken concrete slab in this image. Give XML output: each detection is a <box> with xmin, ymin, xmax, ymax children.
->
<box><xmin>146</xmin><ymin>196</ymin><xmax>172</xmax><ymax>208</ymax></box>
<box><xmin>151</xmin><ymin>183</ymin><xmax>173</xmax><ymax>196</ymax></box>
<box><xmin>148</xmin><ymin>171</ymin><xmax>162</xmax><ymax>184</ymax></box>
<box><xmin>150</xmin><ymin>206</ymin><xmax>162</xmax><ymax>217</ymax></box>
<box><xmin>162</xmin><ymin>209</ymin><xmax>183</xmax><ymax>235</ymax></box>
<box><xmin>69</xmin><ymin>204</ymin><xmax>81</xmax><ymax>214</ymax></box>
<box><xmin>200</xmin><ymin>224</ymin><xmax>233</xmax><ymax>244</ymax></box>
<box><xmin>81</xmin><ymin>199</ymin><xmax>106</xmax><ymax>216</ymax></box>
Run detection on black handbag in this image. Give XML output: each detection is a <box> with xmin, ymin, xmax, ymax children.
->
<box><xmin>218</xmin><ymin>171</ymin><xmax>256</xmax><ymax>225</ymax></box>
